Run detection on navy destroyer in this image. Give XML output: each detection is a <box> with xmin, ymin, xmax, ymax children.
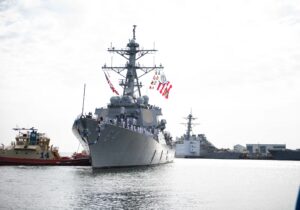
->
<box><xmin>72</xmin><ymin>26</ymin><xmax>175</xmax><ymax>168</ymax></box>
<box><xmin>175</xmin><ymin>113</ymin><xmax>243</xmax><ymax>159</ymax></box>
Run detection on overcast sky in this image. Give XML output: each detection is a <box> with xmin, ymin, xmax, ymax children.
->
<box><xmin>1</xmin><ymin>0</ymin><xmax>300</xmax><ymax>152</ymax></box>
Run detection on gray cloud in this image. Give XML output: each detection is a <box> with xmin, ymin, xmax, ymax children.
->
<box><xmin>276</xmin><ymin>3</ymin><xmax>300</xmax><ymax>25</ymax></box>
<box><xmin>0</xmin><ymin>0</ymin><xmax>16</xmax><ymax>11</ymax></box>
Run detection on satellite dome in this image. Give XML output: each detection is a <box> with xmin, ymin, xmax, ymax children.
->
<box><xmin>115</xmin><ymin>96</ymin><xmax>121</xmax><ymax>103</ymax></box>
<box><xmin>143</xmin><ymin>95</ymin><xmax>149</xmax><ymax>105</ymax></box>
<box><xmin>110</xmin><ymin>96</ymin><xmax>119</xmax><ymax>105</ymax></box>
<box><xmin>137</xmin><ymin>97</ymin><xmax>144</xmax><ymax>105</ymax></box>
<box><xmin>122</xmin><ymin>95</ymin><xmax>134</xmax><ymax>104</ymax></box>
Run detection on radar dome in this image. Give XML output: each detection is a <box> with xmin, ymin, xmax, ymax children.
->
<box><xmin>137</xmin><ymin>97</ymin><xmax>144</xmax><ymax>105</ymax></box>
<box><xmin>122</xmin><ymin>95</ymin><xmax>134</xmax><ymax>104</ymax></box>
<box><xmin>110</xmin><ymin>96</ymin><xmax>119</xmax><ymax>105</ymax></box>
<box><xmin>143</xmin><ymin>95</ymin><xmax>149</xmax><ymax>105</ymax></box>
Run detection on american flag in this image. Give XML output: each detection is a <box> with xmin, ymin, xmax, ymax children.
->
<box><xmin>104</xmin><ymin>72</ymin><xmax>119</xmax><ymax>95</ymax></box>
<box><xmin>149</xmin><ymin>71</ymin><xmax>172</xmax><ymax>99</ymax></box>
<box><xmin>157</xmin><ymin>81</ymin><xmax>172</xmax><ymax>99</ymax></box>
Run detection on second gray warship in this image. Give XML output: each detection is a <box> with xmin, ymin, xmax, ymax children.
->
<box><xmin>175</xmin><ymin>113</ymin><xmax>243</xmax><ymax>159</ymax></box>
<box><xmin>72</xmin><ymin>26</ymin><xmax>175</xmax><ymax>168</ymax></box>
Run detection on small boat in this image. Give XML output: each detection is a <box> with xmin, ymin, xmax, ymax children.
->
<box><xmin>0</xmin><ymin>127</ymin><xmax>90</xmax><ymax>166</ymax></box>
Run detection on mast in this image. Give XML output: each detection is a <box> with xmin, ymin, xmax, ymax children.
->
<box><xmin>182</xmin><ymin>113</ymin><xmax>198</xmax><ymax>140</ymax></box>
<box><xmin>102</xmin><ymin>25</ymin><xmax>163</xmax><ymax>98</ymax></box>
<box><xmin>81</xmin><ymin>83</ymin><xmax>86</xmax><ymax>116</ymax></box>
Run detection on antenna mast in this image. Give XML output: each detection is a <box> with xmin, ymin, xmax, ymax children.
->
<box><xmin>81</xmin><ymin>83</ymin><xmax>86</xmax><ymax>116</ymax></box>
<box><xmin>102</xmin><ymin>25</ymin><xmax>164</xmax><ymax>98</ymax></box>
<box><xmin>181</xmin><ymin>112</ymin><xmax>199</xmax><ymax>140</ymax></box>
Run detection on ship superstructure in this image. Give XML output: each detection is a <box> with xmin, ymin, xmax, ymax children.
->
<box><xmin>72</xmin><ymin>26</ymin><xmax>175</xmax><ymax>168</ymax></box>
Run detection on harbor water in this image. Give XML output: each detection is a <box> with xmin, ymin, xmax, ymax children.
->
<box><xmin>0</xmin><ymin>159</ymin><xmax>299</xmax><ymax>210</ymax></box>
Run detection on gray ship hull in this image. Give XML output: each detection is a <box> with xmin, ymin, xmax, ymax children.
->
<box><xmin>73</xmin><ymin>117</ymin><xmax>175</xmax><ymax>168</ymax></box>
<box><xmin>181</xmin><ymin>151</ymin><xmax>243</xmax><ymax>159</ymax></box>
<box><xmin>269</xmin><ymin>149</ymin><xmax>300</xmax><ymax>161</ymax></box>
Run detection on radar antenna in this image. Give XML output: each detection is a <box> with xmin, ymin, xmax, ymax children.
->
<box><xmin>181</xmin><ymin>112</ymin><xmax>199</xmax><ymax>140</ymax></box>
<box><xmin>102</xmin><ymin>25</ymin><xmax>164</xmax><ymax>98</ymax></box>
<box><xmin>81</xmin><ymin>83</ymin><xmax>86</xmax><ymax>116</ymax></box>
<box><xmin>133</xmin><ymin>25</ymin><xmax>136</xmax><ymax>40</ymax></box>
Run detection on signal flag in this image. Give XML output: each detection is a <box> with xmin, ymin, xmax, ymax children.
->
<box><xmin>104</xmin><ymin>72</ymin><xmax>119</xmax><ymax>95</ymax></box>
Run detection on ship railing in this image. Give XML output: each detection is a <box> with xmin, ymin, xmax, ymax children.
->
<box><xmin>104</xmin><ymin>117</ymin><xmax>157</xmax><ymax>137</ymax></box>
<box><xmin>77</xmin><ymin>113</ymin><xmax>96</xmax><ymax>120</ymax></box>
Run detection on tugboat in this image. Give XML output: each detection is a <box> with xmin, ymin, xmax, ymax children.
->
<box><xmin>175</xmin><ymin>112</ymin><xmax>243</xmax><ymax>159</ymax></box>
<box><xmin>0</xmin><ymin>127</ymin><xmax>90</xmax><ymax>166</ymax></box>
<box><xmin>72</xmin><ymin>25</ymin><xmax>175</xmax><ymax>168</ymax></box>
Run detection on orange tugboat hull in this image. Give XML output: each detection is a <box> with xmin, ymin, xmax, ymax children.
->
<box><xmin>0</xmin><ymin>156</ymin><xmax>90</xmax><ymax>166</ymax></box>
